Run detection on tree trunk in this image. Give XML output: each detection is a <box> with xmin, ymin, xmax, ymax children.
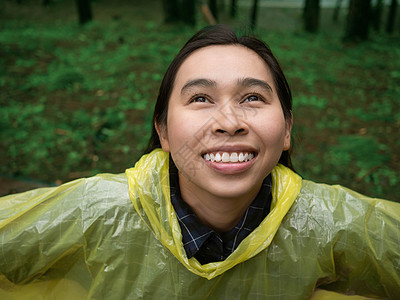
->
<box><xmin>250</xmin><ymin>0</ymin><xmax>259</xmax><ymax>30</ymax></box>
<box><xmin>371</xmin><ymin>0</ymin><xmax>383</xmax><ymax>31</ymax></box>
<box><xmin>303</xmin><ymin>0</ymin><xmax>320</xmax><ymax>33</ymax></box>
<box><xmin>181</xmin><ymin>0</ymin><xmax>196</xmax><ymax>26</ymax></box>
<box><xmin>230</xmin><ymin>0</ymin><xmax>237</xmax><ymax>18</ymax></box>
<box><xmin>386</xmin><ymin>0</ymin><xmax>398</xmax><ymax>33</ymax></box>
<box><xmin>201</xmin><ymin>3</ymin><xmax>217</xmax><ymax>25</ymax></box>
<box><xmin>209</xmin><ymin>0</ymin><xmax>218</xmax><ymax>21</ymax></box>
<box><xmin>344</xmin><ymin>0</ymin><xmax>371</xmax><ymax>42</ymax></box>
<box><xmin>163</xmin><ymin>0</ymin><xmax>196</xmax><ymax>26</ymax></box>
<box><xmin>332</xmin><ymin>0</ymin><xmax>343</xmax><ymax>23</ymax></box>
<box><xmin>219</xmin><ymin>0</ymin><xmax>225</xmax><ymax>13</ymax></box>
<box><xmin>162</xmin><ymin>0</ymin><xmax>180</xmax><ymax>24</ymax></box>
<box><xmin>75</xmin><ymin>0</ymin><xmax>92</xmax><ymax>25</ymax></box>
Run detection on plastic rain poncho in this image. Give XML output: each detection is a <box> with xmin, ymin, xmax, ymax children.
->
<box><xmin>0</xmin><ymin>149</ymin><xmax>399</xmax><ymax>299</ymax></box>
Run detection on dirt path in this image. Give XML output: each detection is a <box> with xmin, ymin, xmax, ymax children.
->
<box><xmin>0</xmin><ymin>177</ymin><xmax>51</xmax><ymax>197</ymax></box>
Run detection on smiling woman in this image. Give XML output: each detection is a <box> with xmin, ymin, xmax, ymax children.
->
<box><xmin>156</xmin><ymin>44</ymin><xmax>291</xmax><ymax>234</ymax></box>
<box><xmin>0</xmin><ymin>25</ymin><xmax>400</xmax><ymax>300</ymax></box>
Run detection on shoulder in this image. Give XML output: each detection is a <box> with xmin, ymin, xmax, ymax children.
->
<box><xmin>77</xmin><ymin>173</ymin><xmax>131</xmax><ymax>210</ymax></box>
<box><xmin>0</xmin><ymin>173</ymin><xmax>133</xmax><ymax>227</ymax></box>
<box><xmin>298</xmin><ymin>179</ymin><xmax>399</xmax><ymax>213</ymax></box>
<box><xmin>288</xmin><ymin>179</ymin><xmax>400</xmax><ymax>233</ymax></box>
<box><xmin>57</xmin><ymin>173</ymin><xmax>133</xmax><ymax>219</ymax></box>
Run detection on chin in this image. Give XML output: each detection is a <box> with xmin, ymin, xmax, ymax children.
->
<box><xmin>206</xmin><ymin>182</ymin><xmax>261</xmax><ymax>200</ymax></box>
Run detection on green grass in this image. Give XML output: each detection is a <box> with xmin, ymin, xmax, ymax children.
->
<box><xmin>1</xmin><ymin>0</ymin><xmax>399</xmax><ymax>201</ymax></box>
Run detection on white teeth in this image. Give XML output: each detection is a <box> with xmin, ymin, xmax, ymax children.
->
<box><xmin>221</xmin><ymin>152</ymin><xmax>230</xmax><ymax>162</ymax></box>
<box><xmin>230</xmin><ymin>152</ymin><xmax>238</xmax><ymax>162</ymax></box>
<box><xmin>203</xmin><ymin>152</ymin><xmax>255</xmax><ymax>163</ymax></box>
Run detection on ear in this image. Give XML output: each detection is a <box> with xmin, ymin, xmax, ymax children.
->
<box><xmin>155</xmin><ymin>122</ymin><xmax>170</xmax><ymax>152</ymax></box>
<box><xmin>283</xmin><ymin>115</ymin><xmax>293</xmax><ymax>151</ymax></box>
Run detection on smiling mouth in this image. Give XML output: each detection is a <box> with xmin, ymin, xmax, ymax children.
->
<box><xmin>202</xmin><ymin>152</ymin><xmax>256</xmax><ymax>163</ymax></box>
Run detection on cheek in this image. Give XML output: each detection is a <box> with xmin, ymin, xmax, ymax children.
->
<box><xmin>166</xmin><ymin>112</ymin><xmax>205</xmax><ymax>163</ymax></box>
<box><xmin>253</xmin><ymin>113</ymin><xmax>287</xmax><ymax>145</ymax></box>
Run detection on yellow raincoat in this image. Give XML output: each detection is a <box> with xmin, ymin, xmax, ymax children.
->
<box><xmin>0</xmin><ymin>149</ymin><xmax>399</xmax><ymax>299</ymax></box>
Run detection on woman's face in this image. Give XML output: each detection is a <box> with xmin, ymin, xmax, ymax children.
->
<box><xmin>157</xmin><ymin>45</ymin><xmax>291</xmax><ymax>200</ymax></box>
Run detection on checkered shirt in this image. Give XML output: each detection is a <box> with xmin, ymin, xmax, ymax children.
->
<box><xmin>169</xmin><ymin>156</ymin><xmax>272</xmax><ymax>265</ymax></box>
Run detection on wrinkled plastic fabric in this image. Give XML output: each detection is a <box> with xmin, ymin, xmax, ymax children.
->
<box><xmin>0</xmin><ymin>149</ymin><xmax>399</xmax><ymax>299</ymax></box>
<box><xmin>126</xmin><ymin>149</ymin><xmax>302</xmax><ymax>280</ymax></box>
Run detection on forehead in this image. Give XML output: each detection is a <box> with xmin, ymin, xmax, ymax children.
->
<box><xmin>174</xmin><ymin>45</ymin><xmax>273</xmax><ymax>86</ymax></box>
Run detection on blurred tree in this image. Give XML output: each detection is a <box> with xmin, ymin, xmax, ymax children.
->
<box><xmin>75</xmin><ymin>0</ymin><xmax>92</xmax><ymax>25</ymax></box>
<box><xmin>42</xmin><ymin>0</ymin><xmax>51</xmax><ymax>6</ymax></box>
<box><xmin>218</xmin><ymin>0</ymin><xmax>225</xmax><ymax>12</ymax></box>
<box><xmin>163</xmin><ymin>0</ymin><xmax>180</xmax><ymax>23</ymax></box>
<box><xmin>163</xmin><ymin>0</ymin><xmax>196</xmax><ymax>26</ymax></box>
<box><xmin>230</xmin><ymin>0</ymin><xmax>238</xmax><ymax>18</ymax></box>
<box><xmin>250</xmin><ymin>0</ymin><xmax>259</xmax><ymax>30</ymax></box>
<box><xmin>344</xmin><ymin>0</ymin><xmax>371</xmax><ymax>42</ymax></box>
<box><xmin>371</xmin><ymin>0</ymin><xmax>383</xmax><ymax>31</ymax></box>
<box><xmin>386</xmin><ymin>0</ymin><xmax>398</xmax><ymax>33</ymax></box>
<box><xmin>181</xmin><ymin>0</ymin><xmax>196</xmax><ymax>25</ymax></box>
<box><xmin>332</xmin><ymin>0</ymin><xmax>343</xmax><ymax>22</ymax></box>
<box><xmin>209</xmin><ymin>0</ymin><xmax>219</xmax><ymax>21</ymax></box>
<box><xmin>303</xmin><ymin>0</ymin><xmax>320</xmax><ymax>33</ymax></box>
<box><xmin>201</xmin><ymin>3</ymin><xmax>217</xmax><ymax>25</ymax></box>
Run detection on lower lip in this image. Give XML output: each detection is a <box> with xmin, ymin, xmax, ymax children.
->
<box><xmin>202</xmin><ymin>156</ymin><xmax>257</xmax><ymax>174</ymax></box>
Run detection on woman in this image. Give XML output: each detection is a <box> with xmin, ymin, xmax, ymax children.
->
<box><xmin>1</xmin><ymin>25</ymin><xmax>399</xmax><ymax>299</ymax></box>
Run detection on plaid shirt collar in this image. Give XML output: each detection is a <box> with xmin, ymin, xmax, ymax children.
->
<box><xmin>169</xmin><ymin>156</ymin><xmax>272</xmax><ymax>264</ymax></box>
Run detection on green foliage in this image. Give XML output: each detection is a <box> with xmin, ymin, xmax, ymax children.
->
<box><xmin>261</xmin><ymin>32</ymin><xmax>400</xmax><ymax>201</ymax></box>
<box><xmin>294</xmin><ymin>95</ymin><xmax>328</xmax><ymax>110</ymax></box>
<box><xmin>0</xmin><ymin>2</ymin><xmax>399</xmax><ymax>201</ymax></box>
<box><xmin>328</xmin><ymin>135</ymin><xmax>389</xmax><ymax>171</ymax></box>
<box><xmin>0</xmin><ymin>13</ymin><xmax>193</xmax><ymax>185</ymax></box>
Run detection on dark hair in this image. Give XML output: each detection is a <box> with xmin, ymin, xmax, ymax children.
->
<box><xmin>145</xmin><ymin>25</ymin><xmax>294</xmax><ymax>170</ymax></box>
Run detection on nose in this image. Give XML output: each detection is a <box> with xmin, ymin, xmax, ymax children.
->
<box><xmin>212</xmin><ymin>106</ymin><xmax>249</xmax><ymax>136</ymax></box>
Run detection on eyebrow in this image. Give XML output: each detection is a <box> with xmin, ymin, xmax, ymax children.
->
<box><xmin>180</xmin><ymin>77</ymin><xmax>273</xmax><ymax>95</ymax></box>
<box><xmin>180</xmin><ymin>79</ymin><xmax>217</xmax><ymax>94</ymax></box>
<box><xmin>237</xmin><ymin>77</ymin><xmax>273</xmax><ymax>93</ymax></box>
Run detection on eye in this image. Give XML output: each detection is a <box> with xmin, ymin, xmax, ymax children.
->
<box><xmin>242</xmin><ymin>95</ymin><xmax>264</xmax><ymax>103</ymax></box>
<box><xmin>190</xmin><ymin>96</ymin><xmax>210</xmax><ymax>103</ymax></box>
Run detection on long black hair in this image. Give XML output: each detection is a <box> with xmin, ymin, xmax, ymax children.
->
<box><xmin>144</xmin><ymin>25</ymin><xmax>294</xmax><ymax>170</ymax></box>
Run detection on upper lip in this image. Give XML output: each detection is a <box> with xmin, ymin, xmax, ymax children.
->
<box><xmin>201</xmin><ymin>144</ymin><xmax>258</xmax><ymax>155</ymax></box>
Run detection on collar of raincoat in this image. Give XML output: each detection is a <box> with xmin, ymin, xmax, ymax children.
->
<box><xmin>125</xmin><ymin>149</ymin><xmax>302</xmax><ymax>280</ymax></box>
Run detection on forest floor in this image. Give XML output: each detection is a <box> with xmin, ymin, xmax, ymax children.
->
<box><xmin>1</xmin><ymin>0</ymin><xmax>399</xmax><ymax>201</ymax></box>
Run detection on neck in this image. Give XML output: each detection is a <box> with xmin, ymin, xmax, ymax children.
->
<box><xmin>178</xmin><ymin>174</ymin><xmax>261</xmax><ymax>233</ymax></box>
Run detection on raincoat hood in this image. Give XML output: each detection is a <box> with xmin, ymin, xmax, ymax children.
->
<box><xmin>126</xmin><ymin>149</ymin><xmax>302</xmax><ymax>279</ymax></box>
